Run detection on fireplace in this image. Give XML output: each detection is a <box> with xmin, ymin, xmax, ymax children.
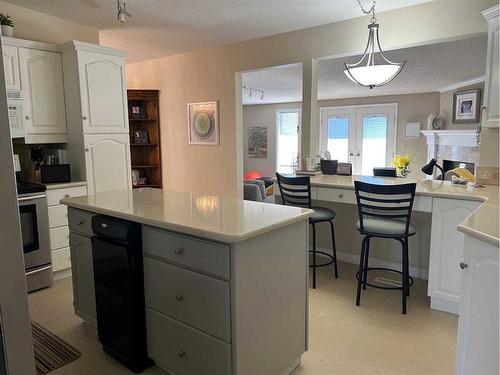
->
<box><xmin>443</xmin><ymin>160</ymin><xmax>475</xmax><ymax>175</ymax></box>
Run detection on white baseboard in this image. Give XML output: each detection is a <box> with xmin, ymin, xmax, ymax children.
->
<box><xmin>316</xmin><ymin>246</ymin><xmax>429</xmax><ymax>280</ymax></box>
<box><xmin>53</xmin><ymin>268</ymin><xmax>72</xmax><ymax>281</ymax></box>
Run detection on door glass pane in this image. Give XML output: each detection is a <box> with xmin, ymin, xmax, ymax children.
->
<box><xmin>277</xmin><ymin>111</ymin><xmax>299</xmax><ymax>174</ymax></box>
<box><xmin>19</xmin><ymin>204</ymin><xmax>39</xmax><ymax>254</ymax></box>
<box><xmin>327</xmin><ymin>116</ymin><xmax>349</xmax><ymax>162</ymax></box>
<box><xmin>361</xmin><ymin>115</ymin><xmax>387</xmax><ymax>175</ymax></box>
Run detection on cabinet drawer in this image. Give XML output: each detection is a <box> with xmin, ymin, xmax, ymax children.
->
<box><xmin>316</xmin><ymin>187</ymin><xmax>356</xmax><ymax>204</ymax></box>
<box><xmin>143</xmin><ymin>226</ymin><xmax>230</xmax><ymax>279</ymax></box>
<box><xmin>47</xmin><ymin>186</ymin><xmax>87</xmax><ymax>206</ymax></box>
<box><xmin>144</xmin><ymin>257</ymin><xmax>230</xmax><ymax>342</ymax></box>
<box><xmin>48</xmin><ymin>205</ymin><xmax>68</xmax><ymax>228</ymax></box>
<box><xmin>52</xmin><ymin>247</ymin><xmax>71</xmax><ymax>272</ymax></box>
<box><xmin>146</xmin><ymin>309</ymin><xmax>231</xmax><ymax>375</ymax></box>
<box><xmin>50</xmin><ymin>226</ymin><xmax>69</xmax><ymax>250</ymax></box>
<box><xmin>68</xmin><ymin>208</ymin><xmax>93</xmax><ymax>237</ymax></box>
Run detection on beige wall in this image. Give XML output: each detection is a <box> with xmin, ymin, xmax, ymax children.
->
<box><xmin>439</xmin><ymin>81</ymin><xmax>485</xmax><ymax>130</ymax></box>
<box><xmin>0</xmin><ymin>1</ymin><xmax>98</xmax><ymax>44</ymax></box>
<box><xmin>126</xmin><ymin>0</ymin><xmax>495</xmax><ymax>198</ymax></box>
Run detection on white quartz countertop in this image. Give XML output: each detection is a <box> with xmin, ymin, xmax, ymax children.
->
<box><xmin>276</xmin><ymin>174</ymin><xmax>499</xmax><ymax>247</ymax></box>
<box><xmin>60</xmin><ymin>188</ymin><xmax>313</xmax><ymax>243</ymax></box>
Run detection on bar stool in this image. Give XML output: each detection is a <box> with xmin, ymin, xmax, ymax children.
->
<box><xmin>275</xmin><ymin>173</ymin><xmax>338</xmax><ymax>289</ymax></box>
<box><xmin>354</xmin><ymin>181</ymin><xmax>417</xmax><ymax>314</ymax></box>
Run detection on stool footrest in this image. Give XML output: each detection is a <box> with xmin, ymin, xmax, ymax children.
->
<box><xmin>355</xmin><ymin>267</ymin><xmax>414</xmax><ymax>291</ymax></box>
<box><xmin>309</xmin><ymin>251</ymin><xmax>334</xmax><ymax>268</ymax></box>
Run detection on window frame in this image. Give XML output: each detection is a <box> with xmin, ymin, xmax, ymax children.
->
<box><xmin>275</xmin><ymin>108</ymin><xmax>302</xmax><ymax>174</ymax></box>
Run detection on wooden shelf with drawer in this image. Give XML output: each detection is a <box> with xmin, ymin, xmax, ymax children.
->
<box><xmin>128</xmin><ymin>90</ymin><xmax>162</xmax><ymax>189</ymax></box>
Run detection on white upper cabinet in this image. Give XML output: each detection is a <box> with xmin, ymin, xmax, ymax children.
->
<box><xmin>482</xmin><ymin>5</ymin><xmax>499</xmax><ymax>128</ymax></box>
<box><xmin>2</xmin><ymin>44</ymin><xmax>20</xmax><ymax>91</ymax></box>
<box><xmin>78</xmin><ymin>50</ymin><xmax>128</xmax><ymax>134</ymax></box>
<box><xmin>19</xmin><ymin>48</ymin><xmax>67</xmax><ymax>137</ymax></box>
<box><xmin>84</xmin><ymin>133</ymin><xmax>132</xmax><ymax>195</ymax></box>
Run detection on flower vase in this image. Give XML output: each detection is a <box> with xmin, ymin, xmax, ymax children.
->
<box><xmin>399</xmin><ymin>166</ymin><xmax>410</xmax><ymax>178</ymax></box>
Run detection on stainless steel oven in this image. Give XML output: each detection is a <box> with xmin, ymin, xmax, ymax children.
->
<box><xmin>18</xmin><ymin>191</ymin><xmax>52</xmax><ymax>292</ymax></box>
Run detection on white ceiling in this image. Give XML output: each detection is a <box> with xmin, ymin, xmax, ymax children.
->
<box><xmin>5</xmin><ymin>0</ymin><xmax>431</xmax><ymax>62</ymax></box>
<box><xmin>242</xmin><ymin>35</ymin><xmax>487</xmax><ymax>105</ymax></box>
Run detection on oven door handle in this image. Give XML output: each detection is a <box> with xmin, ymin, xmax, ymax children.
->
<box><xmin>25</xmin><ymin>265</ymin><xmax>52</xmax><ymax>276</ymax></box>
<box><xmin>18</xmin><ymin>194</ymin><xmax>47</xmax><ymax>202</ymax></box>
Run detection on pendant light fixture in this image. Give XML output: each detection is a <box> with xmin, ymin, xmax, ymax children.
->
<box><xmin>344</xmin><ymin>0</ymin><xmax>405</xmax><ymax>89</ymax></box>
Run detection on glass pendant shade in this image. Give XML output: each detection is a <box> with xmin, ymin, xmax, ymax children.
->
<box><xmin>344</xmin><ymin>23</ymin><xmax>405</xmax><ymax>89</ymax></box>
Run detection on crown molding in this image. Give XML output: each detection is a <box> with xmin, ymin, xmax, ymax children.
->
<box><xmin>438</xmin><ymin>76</ymin><xmax>485</xmax><ymax>93</ymax></box>
<box><xmin>482</xmin><ymin>5</ymin><xmax>499</xmax><ymax>20</ymax></box>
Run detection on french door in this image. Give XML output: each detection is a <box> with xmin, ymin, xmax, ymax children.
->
<box><xmin>320</xmin><ymin>104</ymin><xmax>397</xmax><ymax>175</ymax></box>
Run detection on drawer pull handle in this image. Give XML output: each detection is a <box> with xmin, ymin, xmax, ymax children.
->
<box><xmin>64</xmin><ymin>194</ymin><xmax>70</xmax><ymax>198</ymax></box>
<box><xmin>338</xmin><ymin>194</ymin><xmax>344</xmax><ymax>198</ymax></box>
<box><xmin>459</xmin><ymin>262</ymin><xmax>468</xmax><ymax>270</ymax></box>
<box><xmin>177</xmin><ymin>350</ymin><xmax>186</xmax><ymax>359</ymax></box>
<box><xmin>174</xmin><ymin>248</ymin><xmax>184</xmax><ymax>255</ymax></box>
<box><xmin>77</xmin><ymin>220</ymin><xmax>84</xmax><ymax>226</ymax></box>
<box><xmin>175</xmin><ymin>294</ymin><xmax>184</xmax><ymax>302</ymax></box>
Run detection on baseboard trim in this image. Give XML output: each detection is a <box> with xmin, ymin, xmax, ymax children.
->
<box><xmin>53</xmin><ymin>268</ymin><xmax>72</xmax><ymax>281</ymax></box>
<box><xmin>430</xmin><ymin>297</ymin><xmax>459</xmax><ymax>315</ymax></box>
<box><xmin>316</xmin><ymin>246</ymin><xmax>429</xmax><ymax>280</ymax></box>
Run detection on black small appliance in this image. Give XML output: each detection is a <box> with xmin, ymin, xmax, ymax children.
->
<box><xmin>91</xmin><ymin>215</ymin><xmax>153</xmax><ymax>373</ymax></box>
<box><xmin>41</xmin><ymin>164</ymin><xmax>71</xmax><ymax>183</ymax></box>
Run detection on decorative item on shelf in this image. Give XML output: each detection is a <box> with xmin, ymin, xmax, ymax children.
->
<box><xmin>343</xmin><ymin>0</ymin><xmax>405</xmax><ymax>89</ymax></box>
<box><xmin>453</xmin><ymin>89</ymin><xmax>481</xmax><ymax>124</ymax></box>
<box><xmin>138</xmin><ymin>177</ymin><xmax>147</xmax><ymax>185</ymax></box>
<box><xmin>133</xmin><ymin>129</ymin><xmax>149</xmax><ymax>144</ymax></box>
<box><xmin>392</xmin><ymin>154</ymin><xmax>412</xmax><ymax>178</ymax></box>
<box><xmin>0</xmin><ymin>14</ymin><xmax>14</xmax><ymax>37</ymax></box>
<box><xmin>336</xmin><ymin>162</ymin><xmax>352</xmax><ymax>176</ymax></box>
<box><xmin>187</xmin><ymin>101</ymin><xmax>219</xmax><ymax>145</ymax></box>
<box><xmin>131</xmin><ymin>169</ymin><xmax>139</xmax><ymax>186</ymax></box>
<box><xmin>430</xmin><ymin>114</ymin><xmax>444</xmax><ymax>130</ymax></box>
<box><xmin>129</xmin><ymin>100</ymin><xmax>147</xmax><ymax>119</ymax></box>
<box><xmin>248</xmin><ymin>126</ymin><xmax>267</xmax><ymax>158</ymax></box>
<box><xmin>404</xmin><ymin>122</ymin><xmax>421</xmax><ymax>139</ymax></box>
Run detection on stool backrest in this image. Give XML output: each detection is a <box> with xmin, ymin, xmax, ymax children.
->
<box><xmin>354</xmin><ymin>181</ymin><xmax>417</xmax><ymax>236</ymax></box>
<box><xmin>275</xmin><ymin>173</ymin><xmax>312</xmax><ymax>209</ymax></box>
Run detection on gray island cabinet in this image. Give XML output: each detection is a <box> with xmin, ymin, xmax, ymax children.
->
<box><xmin>63</xmin><ymin>188</ymin><xmax>313</xmax><ymax>375</ymax></box>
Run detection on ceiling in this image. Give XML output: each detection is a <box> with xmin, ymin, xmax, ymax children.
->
<box><xmin>242</xmin><ymin>35</ymin><xmax>487</xmax><ymax>105</ymax></box>
<box><xmin>6</xmin><ymin>0</ymin><xmax>431</xmax><ymax>62</ymax></box>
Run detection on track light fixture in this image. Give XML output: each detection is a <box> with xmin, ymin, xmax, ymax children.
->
<box><xmin>117</xmin><ymin>0</ymin><xmax>132</xmax><ymax>23</ymax></box>
<box><xmin>243</xmin><ymin>85</ymin><xmax>265</xmax><ymax>101</ymax></box>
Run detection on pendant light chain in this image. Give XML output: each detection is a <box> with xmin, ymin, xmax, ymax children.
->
<box><xmin>356</xmin><ymin>0</ymin><xmax>377</xmax><ymax>23</ymax></box>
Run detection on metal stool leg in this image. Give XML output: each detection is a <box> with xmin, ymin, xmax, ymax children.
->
<box><xmin>329</xmin><ymin>220</ymin><xmax>338</xmax><ymax>279</ymax></box>
<box><xmin>401</xmin><ymin>239</ymin><xmax>408</xmax><ymax>314</ymax></box>
<box><xmin>404</xmin><ymin>238</ymin><xmax>410</xmax><ymax>297</ymax></box>
<box><xmin>362</xmin><ymin>237</ymin><xmax>370</xmax><ymax>290</ymax></box>
<box><xmin>356</xmin><ymin>236</ymin><xmax>367</xmax><ymax>306</ymax></box>
<box><xmin>312</xmin><ymin>223</ymin><xmax>317</xmax><ymax>289</ymax></box>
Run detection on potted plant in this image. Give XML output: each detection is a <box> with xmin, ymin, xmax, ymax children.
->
<box><xmin>0</xmin><ymin>14</ymin><xmax>14</xmax><ymax>37</ymax></box>
<box><xmin>392</xmin><ymin>154</ymin><xmax>412</xmax><ymax>178</ymax></box>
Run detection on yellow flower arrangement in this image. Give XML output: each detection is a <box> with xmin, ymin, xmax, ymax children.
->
<box><xmin>392</xmin><ymin>154</ymin><xmax>412</xmax><ymax>177</ymax></box>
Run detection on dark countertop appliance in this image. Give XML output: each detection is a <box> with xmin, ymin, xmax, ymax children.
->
<box><xmin>91</xmin><ymin>215</ymin><xmax>153</xmax><ymax>373</ymax></box>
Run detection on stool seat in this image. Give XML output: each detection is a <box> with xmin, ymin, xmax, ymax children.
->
<box><xmin>310</xmin><ymin>206</ymin><xmax>336</xmax><ymax>223</ymax></box>
<box><xmin>356</xmin><ymin>218</ymin><xmax>417</xmax><ymax>237</ymax></box>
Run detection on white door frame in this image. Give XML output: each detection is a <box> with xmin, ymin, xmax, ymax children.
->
<box><xmin>319</xmin><ymin>103</ymin><xmax>398</xmax><ymax>174</ymax></box>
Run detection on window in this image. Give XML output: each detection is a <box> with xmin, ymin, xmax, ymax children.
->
<box><xmin>276</xmin><ymin>109</ymin><xmax>300</xmax><ymax>174</ymax></box>
<box><xmin>320</xmin><ymin>104</ymin><xmax>396</xmax><ymax>175</ymax></box>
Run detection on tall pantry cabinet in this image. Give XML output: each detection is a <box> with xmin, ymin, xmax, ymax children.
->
<box><xmin>61</xmin><ymin>41</ymin><xmax>132</xmax><ymax>195</ymax></box>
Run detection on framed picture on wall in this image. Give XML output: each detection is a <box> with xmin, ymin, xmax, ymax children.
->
<box><xmin>248</xmin><ymin>126</ymin><xmax>268</xmax><ymax>158</ymax></box>
<box><xmin>453</xmin><ymin>89</ymin><xmax>481</xmax><ymax>124</ymax></box>
<box><xmin>187</xmin><ymin>101</ymin><xmax>219</xmax><ymax>145</ymax></box>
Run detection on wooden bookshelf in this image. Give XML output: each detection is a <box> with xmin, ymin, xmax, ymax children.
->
<box><xmin>128</xmin><ymin>90</ymin><xmax>162</xmax><ymax>189</ymax></box>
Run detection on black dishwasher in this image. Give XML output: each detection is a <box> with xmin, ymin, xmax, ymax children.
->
<box><xmin>91</xmin><ymin>215</ymin><xmax>153</xmax><ymax>373</ymax></box>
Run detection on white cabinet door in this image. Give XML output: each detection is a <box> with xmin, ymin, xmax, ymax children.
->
<box><xmin>84</xmin><ymin>133</ymin><xmax>132</xmax><ymax>195</ymax></box>
<box><xmin>2</xmin><ymin>44</ymin><xmax>20</xmax><ymax>91</ymax></box>
<box><xmin>78</xmin><ymin>51</ymin><xmax>128</xmax><ymax>134</ymax></box>
<box><xmin>427</xmin><ymin>198</ymin><xmax>481</xmax><ymax>313</ymax></box>
<box><xmin>19</xmin><ymin>48</ymin><xmax>67</xmax><ymax>135</ymax></box>
<box><xmin>482</xmin><ymin>6</ymin><xmax>499</xmax><ymax>128</ymax></box>
<box><xmin>456</xmin><ymin>236</ymin><xmax>499</xmax><ymax>375</ymax></box>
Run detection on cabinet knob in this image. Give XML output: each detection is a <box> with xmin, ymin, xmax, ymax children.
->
<box><xmin>25</xmin><ymin>115</ymin><xmax>30</xmax><ymax>120</ymax></box>
<box><xmin>174</xmin><ymin>248</ymin><xmax>184</xmax><ymax>255</ymax></box>
<box><xmin>349</xmin><ymin>152</ymin><xmax>354</xmax><ymax>156</ymax></box>
<box><xmin>64</xmin><ymin>194</ymin><xmax>70</xmax><ymax>198</ymax></box>
<box><xmin>356</xmin><ymin>152</ymin><xmax>360</xmax><ymax>157</ymax></box>
<box><xmin>338</xmin><ymin>194</ymin><xmax>344</xmax><ymax>199</ymax></box>
<box><xmin>85</xmin><ymin>148</ymin><xmax>90</xmax><ymax>152</ymax></box>
<box><xmin>481</xmin><ymin>105</ymin><xmax>487</xmax><ymax>110</ymax></box>
<box><xmin>177</xmin><ymin>350</ymin><xmax>186</xmax><ymax>359</ymax></box>
<box><xmin>175</xmin><ymin>294</ymin><xmax>184</xmax><ymax>302</ymax></box>
<box><xmin>77</xmin><ymin>220</ymin><xmax>84</xmax><ymax>226</ymax></box>
<box><xmin>82</xmin><ymin>116</ymin><xmax>88</xmax><ymax>120</ymax></box>
<box><xmin>459</xmin><ymin>261</ymin><xmax>468</xmax><ymax>270</ymax></box>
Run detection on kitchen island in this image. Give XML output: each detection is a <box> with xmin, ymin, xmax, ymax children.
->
<box><xmin>61</xmin><ymin>188</ymin><xmax>313</xmax><ymax>375</ymax></box>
